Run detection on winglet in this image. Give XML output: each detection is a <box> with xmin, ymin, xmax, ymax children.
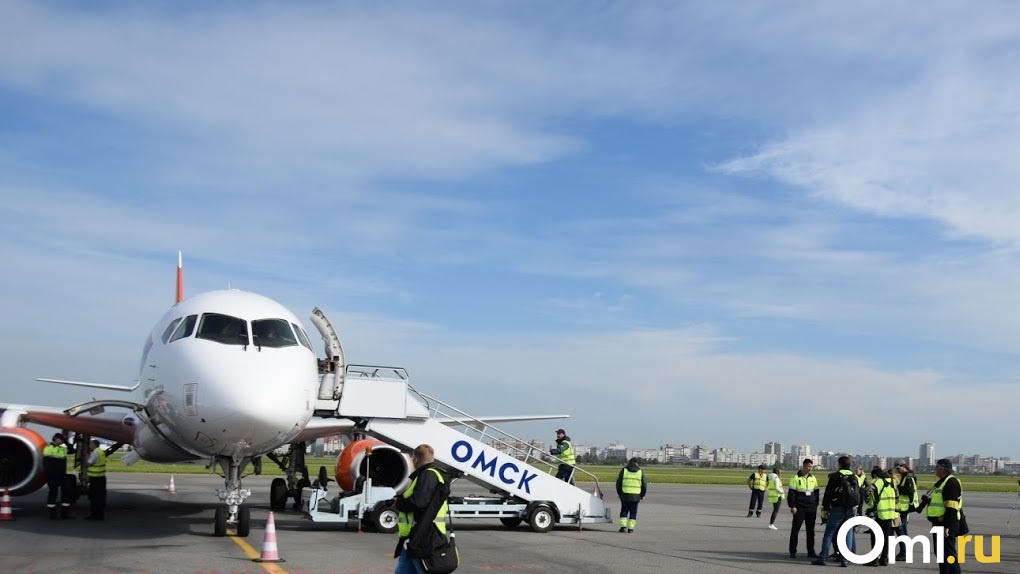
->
<box><xmin>176</xmin><ymin>251</ymin><xmax>184</xmax><ymax>303</ymax></box>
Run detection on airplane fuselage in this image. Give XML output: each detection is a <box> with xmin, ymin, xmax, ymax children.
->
<box><xmin>131</xmin><ymin>290</ymin><xmax>318</xmax><ymax>462</ymax></box>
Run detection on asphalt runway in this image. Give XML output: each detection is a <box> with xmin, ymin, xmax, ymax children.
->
<box><xmin>1</xmin><ymin>474</ymin><xmax>1018</xmax><ymax>574</ymax></box>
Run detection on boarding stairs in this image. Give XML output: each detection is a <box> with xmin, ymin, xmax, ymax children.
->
<box><xmin>334</xmin><ymin>372</ymin><xmax>611</xmax><ymax>528</ymax></box>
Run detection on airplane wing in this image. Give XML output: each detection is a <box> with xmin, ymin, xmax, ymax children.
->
<box><xmin>0</xmin><ymin>403</ymin><xmax>135</xmax><ymax>444</ymax></box>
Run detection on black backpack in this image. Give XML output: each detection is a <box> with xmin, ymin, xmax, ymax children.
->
<box><xmin>833</xmin><ymin>472</ymin><xmax>860</xmax><ymax>508</ymax></box>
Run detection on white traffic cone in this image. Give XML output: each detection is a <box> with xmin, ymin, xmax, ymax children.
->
<box><xmin>253</xmin><ymin>511</ymin><xmax>285</xmax><ymax>563</ymax></box>
<box><xmin>167</xmin><ymin>475</ymin><xmax>176</xmax><ymax>493</ymax></box>
<box><xmin>0</xmin><ymin>488</ymin><xmax>12</xmax><ymax>521</ymax></box>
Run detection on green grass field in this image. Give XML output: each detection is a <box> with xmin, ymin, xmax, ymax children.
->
<box><xmin>102</xmin><ymin>455</ymin><xmax>1020</xmax><ymax>493</ymax></box>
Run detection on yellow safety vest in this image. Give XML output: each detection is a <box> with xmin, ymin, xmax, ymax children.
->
<box><xmin>397</xmin><ymin>468</ymin><xmax>449</xmax><ymax>538</ymax></box>
<box><xmin>926</xmin><ymin>475</ymin><xmax>962</xmax><ymax>520</ymax></box>
<box><xmin>897</xmin><ymin>474</ymin><xmax>919</xmax><ymax>512</ymax></box>
<box><xmin>556</xmin><ymin>440</ymin><xmax>575</xmax><ymax>466</ymax></box>
<box><xmin>87</xmin><ymin>449</ymin><xmax>106</xmax><ymax>478</ymax></box>
<box><xmin>871</xmin><ymin>477</ymin><xmax>898</xmax><ymax>520</ymax></box>
<box><xmin>751</xmin><ymin>472</ymin><xmax>767</xmax><ymax>491</ymax></box>
<box><xmin>621</xmin><ymin>469</ymin><xmax>643</xmax><ymax>495</ymax></box>
<box><xmin>790</xmin><ymin>473</ymin><xmax>818</xmax><ymax>494</ymax></box>
<box><xmin>43</xmin><ymin>444</ymin><xmax>68</xmax><ymax>459</ymax></box>
<box><xmin>768</xmin><ymin>475</ymin><xmax>784</xmax><ymax>503</ymax></box>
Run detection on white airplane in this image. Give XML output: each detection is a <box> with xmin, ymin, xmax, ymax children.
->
<box><xmin>0</xmin><ymin>255</ymin><xmax>564</xmax><ymax>536</ymax></box>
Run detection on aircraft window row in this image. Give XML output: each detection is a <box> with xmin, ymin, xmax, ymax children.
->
<box><xmin>197</xmin><ymin>313</ymin><xmax>249</xmax><ymax>346</ymax></box>
<box><xmin>252</xmin><ymin>319</ymin><xmax>298</xmax><ymax>348</ymax></box>
<box><xmin>161</xmin><ymin>318</ymin><xmax>182</xmax><ymax>344</ymax></box>
<box><xmin>168</xmin><ymin>315</ymin><xmax>198</xmax><ymax>343</ymax></box>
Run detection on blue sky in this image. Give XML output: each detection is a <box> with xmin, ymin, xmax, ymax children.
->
<box><xmin>2</xmin><ymin>1</ymin><xmax>1019</xmax><ymax>460</ymax></box>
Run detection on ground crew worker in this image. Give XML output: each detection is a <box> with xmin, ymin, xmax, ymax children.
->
<box><xmin>788</xmin><ymin>458</ymin><xmax>820</xmax><ymax>559</ymax></box>
<box><xmin>812</xmin><ymin>455</ymin><xmax>858</xmax><ymax>567</ymax></box>
<box><xmin>85</xmin><ymin>439</ymin><xmax>106</xmax><ymax>520</ymax></box>
<box><xmin>767</xmin><ymin>467</ymin><xmax>784</xmax><ymax>530</ymax></box>
<box><xmin>917</xmin><ymin>458</ymin><xmax>962</xmax><ymax>574</ymax></box>
<box><xmin>616</xmin><ymin>457</ymin><xmax>647</xmax><ymax>533</ymax></box>
<box><xmin>42</xmin><ymin>433</ymin><xmax>71</xmax><ymax>519</ymax></box>
<box><xmin>866</xmin><ymin>466</ymin><xmax>898</xmax><ymax>566</ymax></box>
<box><xmin>854</xmin><ymin>465</ymin><xmax>867</xmax><ymax>518</ymax></box>
<box><xmin>549</xmin><ymin>429</ymin><xmax>575</xmax><ymax>483</ymax></box>
<box><xmin>894</xmin><ymin>460</ymin><xmax>919</xmax><ymax>561</ymax></box>
<box><xmin>747</xmin><ymin>464</ymin><xmax>768</xmax><ymax>517</ymax></box>
<box><xmin>391</xmin><ymin>444</ymin><xmax>449</xmax><ymax>574</ymax></box>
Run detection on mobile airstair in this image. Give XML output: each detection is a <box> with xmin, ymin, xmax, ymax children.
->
<box><xmin>303</xmin><ymin>366</ymin><xmax>612</xmax><ymax>533</ymax></box>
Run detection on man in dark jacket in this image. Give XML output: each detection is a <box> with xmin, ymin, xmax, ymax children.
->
<box><xmin>392</xmin><ymin>444</ymin><xmax>449</xmax><ymax>574</ymax></box>
<box><xmin>616</xmin><ymin>457</ymin><xmax>647</xmax><ymax>533</ymax></box>
<box><xmin>549</xmin><ymin>429</ymin><xmax>576</xmax><ymax>483</ymax></box>
<box><xmin>812</xmin><ymin>455</ymin><xmax>859</xmax><ymax>566</ymax></box>
<box><xmin>917</xmin><ymin>458</ymin><xmax>962</xmax><ymax>574</ymax></box>
<box><xmin>788</xmin><ymin>458</ymin><xmax>820</xmax><ymax>559</ymax></box>
<box><xmin>42</xmin><ymin>433</ymin><xmax>71</xmax><ymax>519</ymax></box>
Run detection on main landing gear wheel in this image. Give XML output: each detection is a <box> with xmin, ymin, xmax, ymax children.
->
<box><xmin>368</xmin><ymin>504</ymin><xmax>399</xmax><ymax>534</ymax></box>
<box><xmin>237</xmin><ymin>506</ymin><xmax>251</xmax><ymax>537</ymax></box>
<box><xmin>214</xmin><ymin>507</ymin><xmax>228</xmax><ymax>537</ymax></box>
<box><xmin>270</xmin><ymin>478</ymin><xmax>288</xmax><ymax>510</ymax></box>
<box><xmin>528</xmin><ymin>506</ymin><xmax>555</xmax><ymax>533</ymax></box>
<box><xmin>499</xmin><ymin>517</ymin><xmax>523</xmax><ymax>529</ymax></box>
<box><xmin>292</xmin><ymin>478</ymin><xmax>310</xmax><ymax>510</ymax></box>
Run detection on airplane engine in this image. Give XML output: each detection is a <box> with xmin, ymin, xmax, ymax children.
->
<box><xmin>0</xmin><ymin>427</ymin><xmax>48</xmax><ymax>495</ymax></box>
<box><xmin>335</xmin><ymin>439</ymin><xmax>412</xmax><ymax>493</ymax></box>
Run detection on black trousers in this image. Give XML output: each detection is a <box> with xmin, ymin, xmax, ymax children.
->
<box><xmin>748</xmin><ymin>489</ymin><xmax>765</xmax><ymax>512</ymax></box>
<box><xmin>933</xmin><ymin>531</ymin><xmax>960</xmax><ymax>574</ymax></box>
<box><xmin>790</xmin><ymin>508</ymin><xmax>816</xmax><ymax>556</ymax></box>
<box><xmin>88</xmin><ymin>476</ymin><xmax>106</xmax><ymax>518</ymax></box>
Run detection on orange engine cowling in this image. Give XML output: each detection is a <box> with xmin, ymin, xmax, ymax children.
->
<box><xmin>334</xmin><ymin>439</ymin><xmax>412</xmax><ymax>493</ymax></box>
<box><xmin>0</xmin><ymin>427</ymin><xmax>49</xmax><ymax>495</ymax></box>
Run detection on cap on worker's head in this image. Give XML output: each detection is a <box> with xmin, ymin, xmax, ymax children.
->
<box><xmin>628</xmin><ymin>457</ymin><xmax>638</xmax><ymax>465</ymax></box>
<box><xmin>555</xmin><ymin>428</ymin><xmax>565</xmax><ymax>435</ymax></box>
<box><xmin>936</xmin><ymin>458</ymin><xmax>953</xmax><ymax>472</ymax></box>
<box><xmin>52</xmin><ymin>432</ymin><xmax>64</xmax><ymax>442</ymax></box>
<box><xmin>758</xmin><ymin>464</ymin><xmax>766</xmax><ymax>470</ymax></box>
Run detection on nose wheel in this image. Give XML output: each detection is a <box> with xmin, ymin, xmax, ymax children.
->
<box><xmin>214</xmin><ymin>455</ymin><xmax>253</xmax><ymax>537</ymax></box>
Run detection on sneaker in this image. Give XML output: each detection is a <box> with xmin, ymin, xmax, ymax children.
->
<box><xmin>769</xmin><ymin>524</ymin><xmax>778</xmax><ymax>530</ymax></box>
<box><xmin>627</xmin><ymin>528</ymin><xmax>634</xmax><ymax>533</ymax></box>
<box><xmin>756</xmin><ymin>511</ymin><xmax>762</xmax><ymax>517</ymax></box>
<box><xmin>747</xmin><ymin>511</ymin><xmax>754</xmax><ymax>517</ymax></box>
<box><xmin>619</xmin><ymin>527</ymin><xmax>627</xmax><ymax>533</ymax></box>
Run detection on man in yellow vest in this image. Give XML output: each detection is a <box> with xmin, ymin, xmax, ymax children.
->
<box><xmin>893</xmin><ymin>460</ymin><xmax>919</xmax><ymax>561</ymax></box>
<box><xmin>550</xmin><ymin>429</ymin><xmax>575</xmax><ymax>483</ymax></box>
<box><xmin>918</xmin><ymin>458</ymin><xmax>962</xmax><ymax>574</ymax></box>
<box><xmin>616</xmin><ymin>457</ymin><xmax>647</xmax><ymax>533</ymax></box>
<box><xmin>42</xmin><ymin>432</ymin><xmax>71</xmax><ymax>519</ymax></box>
<box><xmin>747</xmin><ymin>464</ymin><xmax>768</xmax><ymax>517</ymax></box>
<box><xmin>85</xmin><ymin>439</ymin><xmax>106</xmax><ymax>521</ymax></box>
<box><xmin>391</xmin><ymin>444</ymin><xmax>449</xmax><ymax>574</ymax></box>
<box><xmin>865</xmin><ymin>466</ymin><xmax>899</xmax><ymax>566</ymax></box>
<box><xmin>788</xmin><ymin>458</ymin><xmax>820</xmax><ymax>559</ymax></box>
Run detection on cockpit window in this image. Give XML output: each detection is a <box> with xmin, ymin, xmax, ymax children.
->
<box><xmin>161</xmin><ymin>318</ymin><xmax>182</xmax><ymax>344</ymax></box>
<box><xmin>197</xmin><ymin>313</ymin><xmax>250</xmax><ymax>346</ymax></box>
<box><xmin>169</xmin><ymin>315</ymin><xmax>198</xmax><ymax>343</ymax></box>
<box><xmin>292</xmin><ymin>322</ymin><xmax>312</xmax><ymax>350</ymax></box>
<box><xmin>252</xmin><ymin>319</ymin><xmax>298</xmax><ymax>348</ymax></box>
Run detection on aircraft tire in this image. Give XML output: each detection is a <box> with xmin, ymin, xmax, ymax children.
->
<box><xmin>270</xmin><ymin>478</ymin><xmax>288</xmax><ymax>510</ymax></box>
<box><xmin>237</xmin><ymin>506</ymin><xmax>251</xmax><ymax>537</ymax></box>
<box><xmin>214</xmin><ymin>507</ymin><xmax>228</xmax><ymax>537</ymax></box>
<box><xmin>292</xmin><ymin>478</ymin><xmax>310</xmax><ymax>510</ymax></box>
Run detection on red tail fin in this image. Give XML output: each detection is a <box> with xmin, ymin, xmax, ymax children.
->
<box><xmin>175</xmin><ymin>251</ymin><xmax>184</xmax><ymax>303</ymax></box>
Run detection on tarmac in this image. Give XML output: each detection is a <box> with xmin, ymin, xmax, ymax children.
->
<box><xmin>0</xmin><ymin>473</ymin><xmax>1018</xmax><ymax>574</ymax></box>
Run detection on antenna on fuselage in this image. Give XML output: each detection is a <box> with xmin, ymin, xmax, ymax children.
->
<box><xmin>176</xmin><ymin>251</ymin><xmax>185</xmax><ymax>303</ymax></box>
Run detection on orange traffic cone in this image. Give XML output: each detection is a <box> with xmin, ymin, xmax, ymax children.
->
<box><xmin>253</xmin><ymin>511</ymin><xmax>285</xmax><ymax>563</ymax></box>
<box><xmin>0</xmin><ymin>488</ymin><xmax>13</xmax><ymax>521</ymax></box>
<box><xmin>167</xmin><ymin>475</ymin><xmax>176</xmax><ymax>493</ymax></box>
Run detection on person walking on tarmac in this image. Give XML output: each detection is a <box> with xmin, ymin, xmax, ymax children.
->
<box><xmin>390</xmin><ymin>444</ymin><xmax>450</xmax><ymax>574</ymax></box>
<box><xmin>616</xmin><ymin>457</ymin><xmax>647</xmax><ymax>533</ymax></box>
<box><xmin>85</xmin><ymin>439</ymin><xmax>106</xmax><ymax>521</ymax></box>
<box><xmin>854</xmin><ymin>465</ymin><xmax>868</xmax><ymax>518</ymax></box>
<box><xmin>549</xmin><ymin>429</ymin><xmax>576</xmax><ymax>483</ymax></box>
<box><xmin>894</xmin><ymin>460</ymin><xmax>919</xmax><ymax>561</ymax></box>
<box><xmin>767</xmin><ymin>467</ymin><xmax>784</xmax><ymax>530</ymax></box>
<box><xmin>812</xmin><ymin>455</ymin><xmax>860</xmax><ymax>567</ymax></box>
<box><xmin>916</xmin><ymin>458</ymin><xmax>963</xmax><ymax>574</ymax></box>
<box><xmin>788</xmin><ymin>458</ymin><xmax>820</xmax><ymax>559</ymax></box>
<box><xmin>747</xmin><ymin>464</ymin><xmax>768</xmax><ymax>517</ymax></box>
<box><xmin>42</xmin><ymin>433</ymin><xmax>72</xmax><ymax>519</ymax></box>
